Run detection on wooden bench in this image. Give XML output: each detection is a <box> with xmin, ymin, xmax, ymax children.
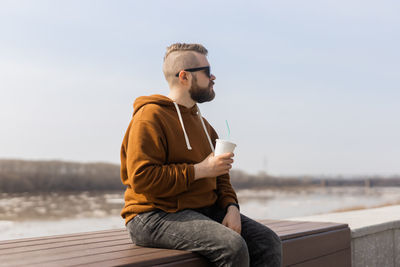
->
<box><xmin>0</xmin><ymin>220</ymin><xmax>351</xmax><ymax>266</ymax></box>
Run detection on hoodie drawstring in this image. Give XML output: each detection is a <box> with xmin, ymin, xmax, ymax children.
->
<box><xmin>197</xmin><ymin>107</ymin><xmax>215</xmax><ymax>153</ymax></box>
<box><xmin>173</xmin><ymin>102</ymin><xmax>192</xmax><ymax>150</ymax></box>
<box><xmin>173</xmin><ymin>102</ymin><xmax>215</xmax><ymax>153</ymax></box>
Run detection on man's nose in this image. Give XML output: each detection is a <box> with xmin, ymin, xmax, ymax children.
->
<box><xmin>210</xmin><ymin>74</ymin><xmax>216</xmax><ymax>80</ymax></box>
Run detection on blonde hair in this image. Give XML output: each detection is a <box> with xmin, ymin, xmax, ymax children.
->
<box><xmin>162</xmin><ymin>43</ymin><xmax>208</xmax><ymax>86</ymax></box>
<box><xmin>164</xmin><ymin>43</ymin><xmax>208</xmax><ymax>60</ymax></box>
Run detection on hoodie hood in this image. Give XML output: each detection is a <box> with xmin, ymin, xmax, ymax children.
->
<box><xmin>133</xmin><ymin>94</ymin><xmax>198</xmax><ymax>116</ymax></box>
<box><xmin>132</xmin><ymin>94</ymin><xmax>214</xmax><ymax>152</ymax></box>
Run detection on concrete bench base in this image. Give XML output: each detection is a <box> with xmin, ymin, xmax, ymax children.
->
<box><xmin>289</xmin><ymin>204</ymin><xmax>400</xmax><ymax>267</ymax></box>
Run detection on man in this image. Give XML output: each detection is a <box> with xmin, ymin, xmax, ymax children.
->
<box><xmin>120</xmin><ymin>43</ymin><xmax>282</xmax><ymax>267</ymax></box>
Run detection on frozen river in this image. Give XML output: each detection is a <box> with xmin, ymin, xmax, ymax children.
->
<box><xmin>1</xmin><ymin>186</ymin><xmax>400</xmax><ymax>241</ymax></box>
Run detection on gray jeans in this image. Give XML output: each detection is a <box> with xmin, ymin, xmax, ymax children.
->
<box><xmin>126</xmin><ymin>204</ymin><xmax>282</xmax><ymax>267</ymax></box>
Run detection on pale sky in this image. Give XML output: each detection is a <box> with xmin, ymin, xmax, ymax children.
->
<box><xmin>0</xmin><ymin>0</ymin><xmax>399</xmax><ymax>176</ymax></box>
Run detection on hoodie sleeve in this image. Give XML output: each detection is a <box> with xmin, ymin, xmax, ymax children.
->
<box><xmin>206</xmin><ymin>120</ymin><xmax>239</xmax><ymax>210</ymax></box>
<box><xmin>123</xmin><ymin>117</ymin><xmax>195</xmax><ymax>198</ymax></box>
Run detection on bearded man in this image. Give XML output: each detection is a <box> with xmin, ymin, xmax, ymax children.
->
<box><xmin>120</xmin><ymin>43</ymin><xmax>282</xmax><ymax>267</ymax></box>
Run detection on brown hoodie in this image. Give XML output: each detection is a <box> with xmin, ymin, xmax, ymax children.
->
<box><xmin>120</xmin><ymin>94</ymin><xmax>238</xmax><ymax>224</ymax></box>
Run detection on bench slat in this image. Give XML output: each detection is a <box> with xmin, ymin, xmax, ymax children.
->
<box><xmin>0</xmin><ymin>235</ymin><xmax>130</xmax><ymax>255</ymax></box>
<box><xmin>277</xmin><ymin>221</ymin><xmax>348</xmax><ymax>240</ymax></box>
<box><xmin>31</xmin><ymin>247</ymin><xmax>203</xmax><ymax>267</ymax></box>
<box><xmin>0</xmin><ymin>230</ymin><xmax>127</xmax><ymax>251</ymax></box>
<box><xmin>84</xmin><ymin>251</ymin><xmax>210</xmax><ymax>267</ymax></box>
<box><xmin>0</xmin><ymin>229</ymin><xmax>125</xmax><ymax>245</ymax></box>
<box><xmin>1</xmin><ymin>239</ymin><xmax>132</xmax><ymax>264</ymax></box>
<box><xmin>289</xmin><ymin>248</ymin><xmax>351</xmax><ymax>267</ymax></box>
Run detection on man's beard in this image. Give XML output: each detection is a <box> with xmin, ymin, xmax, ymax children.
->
<box><xmin>189</xmin><ymin>75</ymin><xmax>215</xmax><ymax>103</ymax></box>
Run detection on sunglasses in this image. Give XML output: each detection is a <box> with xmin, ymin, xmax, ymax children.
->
<box><xmin>175</xmin><ymin>66</ymin><xmax>211</xmax><ymax>78</ymax></box>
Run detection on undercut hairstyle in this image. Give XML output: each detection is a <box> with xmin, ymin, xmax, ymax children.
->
<box><xmin>162</xmin><ymin>43</ymin><xmax>208</xmax><ymax>86</ymax></box>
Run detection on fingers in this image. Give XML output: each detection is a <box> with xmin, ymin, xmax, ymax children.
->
<box><xmin>224</xmin><ymin>159</ymin><xmax>234</xmax><ymax>164</ymax></box>
<box><xmin>213</xmin><ymin>154</ymin><xmax>233</xmax><ymax>173</ymax></box>
<box><xmin>201</xmin><ymin>152</ymin><xmax>235</xmax><ymax>177</ymax></box>
<box><xmin>230</xmin><ymin>223</ymin><xmax>241</xmax><ymax>234</ymax></box>
<box><xmin>230</xmin><ymin>225</ymin><xmax>241</xmax><ymax>234</ymax></box>
<box><xmin>216</xmin><ymin>152</ymin><xmax>234</xmax><ymax>159</ymax></box>
<box><xmin>215</xmin><ymin>155</ymin><xmax>234</xmax><ymax>164</ymax></box>
<box><xmin>222</xmin><ymin>221</ymin><xmax>241</xmax><ymax>234</ymax></box>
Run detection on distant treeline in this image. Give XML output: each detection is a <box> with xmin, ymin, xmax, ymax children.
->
<box><xmin>1</xmin><ymin>159</ymin><xmax>399</xmax><ymax>193</ymax></box>
<box><xmin>0</xmin><ymin>159</ymin><xmax>123</xmax><ymax>193</ymax></box>
<box><xmin>229</xmin><ymin>170</ymin><xmax>400</xmax><ymax>189</ymax></box>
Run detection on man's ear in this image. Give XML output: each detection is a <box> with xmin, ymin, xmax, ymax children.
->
<box><xmin>178</xmin><ymin>71</ymin><xmax>189</xmax><ymax>81</ymax></box>
<box><xmin>178</xmin><ymin>72</ymin><xmax>191</xmax><ymax>86</ymax></box>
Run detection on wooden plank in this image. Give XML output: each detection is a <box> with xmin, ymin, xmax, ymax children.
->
<box><xmin>268</xmin><ymin>221</ymin><xmax>346</xmax><ymax>234</ymax></box>
<box><xmin>1</xmin><ymin>239</ymin><xmax>133</xmax><ymax>264</ymax></box>
<box><xmin>0</xmin><ymin>228</ymin><xmax>125</xmax><ymax>245</ymax></box>
<box><xmin>153</xmin><ymin>256</ymin><xmax>210</xmax><ymax>267</ymax></box>
<box><xmin>0</xmin><ymin>230</ymin><xmax>127</xmax><ymax>251</ymax></box>
<box><xmin>13</xmin><ymin>248</ymin><xmax>158</xmax><ymax>267</ymax></box>
<box><xmin>262</xmin><ymin>220</ymin><xmax>349</xmax><ymax>241</ymax></box>
<box><xmin>282</xmin><ymin>228</ymin><xmax>351</xmax><ymax>266</ymax></box>
<box><xmin>274</xmin><ymin>221</ymin><xmax>346</xmax><ymax>232</ymax></box>
<box><xmin>5</xmin><ymin>242</ymin><xmax>175</xmax><ymax>266</ymax></box>
<box><xmin>264</xmin><ymin>220</ymin><xmax>310</xmax><ymax>228</ymax></box>
<box><xmin>258</xmin><ymin>219</ymin><xmax>290</xmax><ymax>225</ymax></box>
<box><xmin>84</xmin><ymin>252</ymin><xmax>210</xmax><ymax>267</ymax></box>
<box><xmin>31</xmin><ymin>248</ymin><xmax>201</xmax><ymax>267</ymax></box>
<box><xmin>277</xmin><ymin>222</ymin><xmax>348</xmax><ymax>240</ymax></box>
<box><xmin>288</xmin><ymin>248</ymin><xmax>351</xmax><ymax>267</ymax></box>
<box><xmin>272</xmin><ymin>222</ymin><xmax>322</xmax><ymax>234</ymax></box>
<box><xmin>99</xmin><ymin>249</ymin><xmax>205</xmax><ymax>267</ymax></box>
<box><xmin>0</xmin><ymin>234</ymin><xmax>130</xmax><ymax>255</ymax></box>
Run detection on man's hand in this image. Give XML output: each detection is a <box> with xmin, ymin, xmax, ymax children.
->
<box><xmin>222</xmin><ymin>205</ymin><xmax>241</xmax><ymax>234</ymax></box>
<box><xmin>194</xmin><ymin>152</ymin><xmax>234</xmax><ymax>180</ymax></box>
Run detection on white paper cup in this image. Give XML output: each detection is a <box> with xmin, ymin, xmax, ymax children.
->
<box><xmin>214</xmin><ymin>139</ymin><xmax>237</xmax><ymax>156</ymax></box>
